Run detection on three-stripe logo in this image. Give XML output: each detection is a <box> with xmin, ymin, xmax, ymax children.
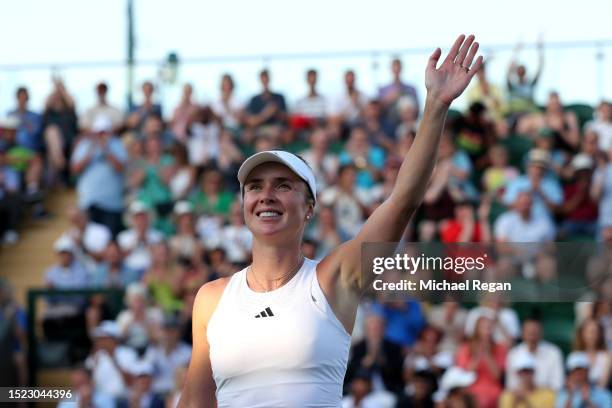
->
<box><xmin>254</xmin><ymin>307</ymin><xmax>275</xmax><ymax>318</ymax></box>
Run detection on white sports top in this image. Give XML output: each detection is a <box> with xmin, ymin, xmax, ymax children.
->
<box><xmin>207</xmin><ymin>258</ymin><xmax>351</xmax><ymax>408</ymax></box>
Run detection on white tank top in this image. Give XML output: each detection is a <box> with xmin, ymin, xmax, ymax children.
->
<box><xmin>207</xmin><ymin>258</ymin><xmax>351</xmax><ymax>408</ymax></box>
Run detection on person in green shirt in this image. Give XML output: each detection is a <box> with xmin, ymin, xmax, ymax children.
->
<box><xmin>189</xmin><ymin>167</ymin><xmax>234</xmax><ymax>219</ymax></box>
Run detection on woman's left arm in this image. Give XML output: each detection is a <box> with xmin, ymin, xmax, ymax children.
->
<box><xmin>321</xmin><ymin>35</ymin><xmax>483</xmax><ymax>293</ymax></box>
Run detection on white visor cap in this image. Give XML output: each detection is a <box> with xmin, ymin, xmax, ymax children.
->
<box><xmin>237</xmin><ymin>150</ymin><xmax>316</xmax><ymax>204</ymax></box>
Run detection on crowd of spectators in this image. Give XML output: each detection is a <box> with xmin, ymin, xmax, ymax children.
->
<box><xmin>1</xmin><ymin>48</ymin><xmax>612</xmax><ymax>407</ymax></box>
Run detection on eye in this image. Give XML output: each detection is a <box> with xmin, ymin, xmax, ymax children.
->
<box><xmin>246</xmin><ymin>184</ymin><xmax>261</xmax><ymax>191</ymax></box>
<box><xmin>277</xmin><ymin>183</ymin><xmax>291</xmax><ymax>190</ymax></box>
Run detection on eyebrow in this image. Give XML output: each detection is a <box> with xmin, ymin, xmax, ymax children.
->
<box><xmin>245</xmin><ymin>176</ymin><xmax>297</xmax><ymax>185</ymax></box>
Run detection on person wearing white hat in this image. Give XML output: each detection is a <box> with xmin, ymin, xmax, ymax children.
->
<box><xmin>498</xmin><ymin>352</ymin><xmax>555</xmax><ymax>408</ymax></box>
<box><xmin>179</xmin><ymin>34</ymin><xmax>484</xmax><ymax>408</ymax></box>
<box><xmin>117</xmin><ymin>360</ymin><xmax>166</xmax><ymax>408</ymax></box>
<box><xmin>558</xmin><ymin>153</ymin><xmax>598</xmax><ymax>239</ymax></box>
<box><xmin>85</xmin><ymin>320</ymin><xmax>139</xmax><ymax>399</ymax></box>
<box><xmin>555</xmin><ymin>352</ymin><xmax>611</xmax><ymax>408</ymax></box>
<box><xmin>432</xmin><ymin>366</ymin><xmax>478</xmax><ymax>407</ymax></box>
<box><xmin>71</xmin><ymin>113</ymin><xmax>128</xmax><ymax>236</ymax></box>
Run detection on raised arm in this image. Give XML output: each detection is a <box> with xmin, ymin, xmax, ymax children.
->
<box><xmin>319</xmin><ymin>35</ymin><xmax>483</xmax><ymax>302</ymax></box>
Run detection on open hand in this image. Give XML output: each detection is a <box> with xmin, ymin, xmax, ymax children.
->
<box><xmin>425</xmin><ymin>34</ymin><xmax>483</xmax><ymax>106</ymax></box>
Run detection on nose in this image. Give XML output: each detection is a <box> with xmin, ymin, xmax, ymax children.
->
<box><xmin>258</xmin><ymin>184</ymin><xmax>278</xmax><ymax>204</ymax></box>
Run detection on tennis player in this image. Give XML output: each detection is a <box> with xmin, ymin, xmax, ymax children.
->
<box><xmin>179</xmin><ymin>34</ymin><xmax>483</xmax><ymax>408</ymax></box>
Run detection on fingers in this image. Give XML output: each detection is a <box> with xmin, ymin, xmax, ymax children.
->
<box><xmin>467</xmin><ymin>56</ymin><xmax>484</xmax><ymax>79</ymax></box>
<box><xmin>463</xmin><ymin>41</ymin><xmax>480</xmax><ymax>69</ymax></box>
<box><xmin>427</xmin><ymin>48</ymin><xmax>442</xmax><ymax>71</ymax></box>
<box><xmin>455</xmin><ymin>35</ymin><xmax>476</xmax><ymax>66</ymax></box>
<box><xmin>443</xmin><ymin>34</ymin><xmax>466</xmax><ymax>65</ymax></box>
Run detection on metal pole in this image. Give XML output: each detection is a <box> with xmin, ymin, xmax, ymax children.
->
<box><xmin>127</xmin><ymin>0</ymin><xmax>135</xmax><ymax>110</ymax></box>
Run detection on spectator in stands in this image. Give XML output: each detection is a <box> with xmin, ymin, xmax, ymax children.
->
<box><xmin>572</xmin><ymin>318</ymin><xmax>611</xmax><ymax>388</ymax></box>
<box><xmin>403</xmin><ymin>326</ymin><xmax>452</xmax><ymax>379</ymax></box>
<box><xmin>395</xmin><ymin>369</ymin><xmax>436</xmax><ymax>408</ymax></box>
<box><xmin>0</xmin><ymin>278</ymin><xmax>27</xmax><ymax>388</ymax></box>
<box><xmin>8</xmin><ymin>86</ymin><xmax>43</xmax><ymax>153</ymax></box>
<box><xmin>506</xmin><ymin>39</ymin><xmax>544</xmax><ymax>114</ymax></box>
<box><xmin>558</xmin><ymin>154</ymin><xmax>598</xmax><ymax>239</ymax></box>
<box><xmin>186</xmin><ymin>106</ymin><xmax>221</xmax><ymax>167</ymax></box>
<box><xmin>591</xmin><ymin>150</ymin><xmax>612</xmax><ymax>240</ymax></box>
<box><xmin>301</xmin><ymin>128</ymin><xmax>339</xmax><ymax>191</ymax></box>
<box><xmin>467</xmin><ymin>62</ymin><xmax>505</xmax><ymax>122</ymax></box>
<box><xmin>57</xmin><ymin>366</ymin><xmax>115</xmax><ymax>408</ymax></box>
<box><xmin>215</xmin><ymin>129</ymin><xmax>244</xmax><ymax>193</ymax></box>
<box><xmin>342</xmin><ymin>369</ymin><xmax>396</xmax><ymax>408</ymax></box>
<box><xmin>499</xmin><ymin>353</ymin><xmax>555</xmax><ymax>408</ymax></box>
<box><xmin>168</xmin><ymin>142</ymin><xmax>196</xmax><ymax>201</ymax></box>
<box><xmin>585</xmin><ymin>101</ymin><xmax>612</xmax><ymax>153</ymax></box>
<box><xmin>221</xmin><ymin>200</ymin><xmax>253</xmax><ymax>265</ymax></box>
<box><xmin>211</xmin><ymin>74</ymin><xmax>243</xmax><ymax>131</ymax></box>
<box><xmin>132</xmin><ymin>134</ymin><xmax>174</xmax><ymax>222</ymax></box>
<box><xmin>456</xmin><ymin>102</ymin><xmax>497</xmax><ymax>170</ymax></box>
<box><xmin>90</xmin><ymin>240</ymin><xmax>137</xmax><ymax>288</ymax></box>
<box><xmin>495</xmin><ymin>188</ymin><xmax>556</xmax><ymax>243</ymax></box>
<box><xmin>189</xmin><ymin>167</ymin><xmax>234</xmax><ymax>219</ymax></box>
<box><xmin>118</xmin><ymin>360</ymin><xmax>165</xmax><ymax>408</ymax></box>
<box><xmin>45</xmin><ymin>235</ymin><xmax>88</xmax><ymax>293</ymax></box>
<box><xmin>481</xmin><ymin>144</ymin><xmax>519</xmax><ymax>196</ymax></box>
<box><xmin>170</xmin><ymin>84</ymin><xmax>199</xmax><ymax>142</ymax></box>
<box><xmin>81</xmin><ymin>82</ymin><xmax>124</xmax><ymax>133</ymax></box>
<box><xmin>71</xmin><ymin>115</ymin><xmax>128</xmax><ymax>236</ymax></box>
<box><xmin>503</xmin><ymin>148</ymin><xmax>563</xmax><ymax>220</ymax></box>
<box><xmin>117</xmin><ymin>201</ymin><xmax>164</xmax><ymax>275</ymax></box>
<box><xmin>294</xmin><ymin>68</ymin><xmax>328</xmax><ymax>121</ymax></box>
<box><xmin>345</xmin><ymin>311</ymin><xmax>404</xmax><ymax>393</ymax></box>
<box><xmin>244</xmin><ymin>69</ymin><xmax>287</xmax><ymax>130</ymax></box>
<box><xmin>116</xmin><ymin>283</ymin><xmax>163</xmax><ymax>354</ymax></box>
<box><xmin>456</xmin><ymin>312</ymin><xmax>507</xmax><ymax>408</ymax></box>
<box><xmin>506</xmin><ymin>318</ymin><xmax>565</xmax><ymax>391</ymax></box>
<box><xmin>432</xmin><ymin>366</ymin><xmax>478</xmax><ymax>408</ymax></box>
<box><xmin>465</xmin><ymin>295</ymin><xmax>521</xmax><ymax>346</ymax></box>
<box><xmin>307</xmin><ymin>204</ymin><xmax>350</xmax><ymax>259</ymax></box>
<box><xmin>439</xmin><ymin>200</ymin><xmax>486</xmax><ymax>243</ymax></box>
<box><xmin>0</xmin><ymin>143</ymin><xmax>21</xmax><ymax>244</ymax></box>
<box><xmin>319</xmin><ymin>164</ymin><xmax>366</xmax><ymax>237</ymax></box>
<box><xmin>427</xmin><ymin>300</ymin><xmax>468</xmax><ymax>354</ymax></box>
<box><xmin>361</xmin><ymin>100</ymin><xmax>395</xmax><ymax>151</ymax></box>
<box><xmin>555</xmin><ymin>352</ymin><xmax>611</xmax><ymax>408</ymax></box>
<box><xmin>379</xmin><ymin>57</ymin><xmax>420</xmax><ymax>132</ymax></box>
<box><xmin>339</xmin><ymin>126</ymin><xmax>385</xmax><ymax>189</ymax></box>
<box><xmin>142</xmin><ymin>241</ymin><xmax>182</xmax><ymax>313</ymax></box>
<box><xmin>127</xmin><ymin>81</ymin><xmax>162</xmax><ymax>131</ymax></box>
<box><xmin>42</xmin><ymin>77</ymin><xmax>78</xmax><ymax>185</ymax></box>
<box><xmin>85</xmin><ymin>320</ymin><xmax>138</xmax><ymax>399</ymax></box>
<box><xmin>330</xmin><ymin>69</ymin><xmax>368</xmax><ymax>128</ymax></box>
<box><xmin>0</xmin><ymin>115</ymin><xmax>46</xmax><ymax>216</ymax></box>
<box><xmin>169</xmin><ymin>201</ymin><xmax>201</xmax><ymax>264</ymax></box>
<box><xmin>143</xmin><ymin>316</ymin><xmax>192</xmax><ymax>394</ymax></box>
<box><xmin>369</xmin><ymin>298</ymin><xmax>425</xmax><ymax>353</ymax></box>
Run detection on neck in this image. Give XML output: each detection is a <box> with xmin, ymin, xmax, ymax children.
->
<box><xmin>249</xmin><ymin>240</ymin><xmax>304</xmax><ymax>290</ymax></box>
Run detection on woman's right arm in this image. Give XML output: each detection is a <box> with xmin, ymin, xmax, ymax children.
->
<box><xmin>178</xmin><ymin>279</ymin><xmax>227</xmax><ymax>408</ymax></box>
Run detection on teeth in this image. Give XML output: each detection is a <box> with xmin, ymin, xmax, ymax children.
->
<box><xmin>259</xmin><ymin>211</ymin><xmax>280</xmax><ymax>217</ymax></box>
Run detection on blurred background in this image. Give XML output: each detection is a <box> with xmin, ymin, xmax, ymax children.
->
<box><xmin>0</xmin><ymin>1</ymin><xmax>611</xmax><ymax>407</ymax></box>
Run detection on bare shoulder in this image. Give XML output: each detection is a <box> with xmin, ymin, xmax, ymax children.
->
<box><xmin>193</xmin><ymin>277</ymin><xmax>231</xmax><ymax>326</ymax></box>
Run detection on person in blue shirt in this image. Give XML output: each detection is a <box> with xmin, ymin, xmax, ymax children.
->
<box><xmin>127</xmin><ymin>81</ymin><xmax>163</xmax><ymax>131</ymax></box>
<box><xmin>369</xmin><ymin>298</ymin><xmax>425</xmax><ymax>352</ymax></box>
<box><xmin>555</xmin><ymin>352</ymin><xmax>611</xmax><ymax>408</ymax></box>
<box><xmin>71</xmin><ymin>115</ymin><xmax>128</xmax><ymax>236</ymax></box>
<box><xmin>8</xmin><ymin>87</ymin><xmax>43</xmax><ymax>152</ymax></box>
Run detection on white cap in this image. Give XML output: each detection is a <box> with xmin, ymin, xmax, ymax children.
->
<box><xmin>83</xmin><ymin>222</ymin><xmax>111</xmax><ymax>254</ymax></box>
<box><xmin>433</xmin><ymin>366</ymin><xmax>476</xmax><ymax>402</ymax></box>
<box><xmin>174</xmin><ymin>200</ymin><xmax>194</xmax><ymax>216</ymax></box>
<box><xmin>91</xmin><ymin>115</ymin><xmax>113</xmax><ymax>133</ymax></box>
<box><xmin>54</xmin><ymin>235</ymin><xmax>75</xmax><ymax>253</ymax></box>
<box><xmin>130</xmin><ymin>360</ymin><xmax>154</xmax><ymax>376</ymax></box>
<box><xmin>128</xmin><ymin>200</ymin><xmax>150</xmax><ymax>215</ymax></box>
<box><xmin>566</xmin><ymin>351</ymin><xmax>590</xmax><ymax>371</ymax></box>
<box><xmin>0</xmin><ymin>115</ymin><xmax>20</xmax><ymax>129</ymax></box>
<box><xmin>92</xmin><ymin>320</ymin><xmax>121</xmax><ymax>339</ymax></box>
<box><xmin>237</xmin><ymin>150</ymin><xmax>317</xmax><ymax>204</ymax></box>
<box><xmin>528</xmin><ymin>148</ymin><xmax>552</xmax><ymax>168</ymax></box>
<box><xmin>571</xmin><ymin>153</ymin><xmax>594</xmax><ymax>172</ymax></box>
<box><xmin>512</xmin><ymin>351</ymin><xmax>536</xmax><ymax>372</ymax></box>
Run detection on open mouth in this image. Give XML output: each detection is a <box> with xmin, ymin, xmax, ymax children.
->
<box><xmin>256</xmin><ymin>210</ymin><xmax>283</xmax><ymax>218</ymax></box>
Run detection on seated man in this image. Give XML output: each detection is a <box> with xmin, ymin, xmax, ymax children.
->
<box><xmin>555</xmin><ymin>352</ymin><xmax>611</xmax><ymax>408</ymax></box>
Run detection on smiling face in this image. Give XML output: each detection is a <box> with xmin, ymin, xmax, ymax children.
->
<box><xmin>243</xmin><ymin>162</ymin><xmax>313</xmax><ymax>243</ymax></box>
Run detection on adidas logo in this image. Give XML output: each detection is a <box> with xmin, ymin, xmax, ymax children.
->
<box><xmin>254</xmin><ymin>307</ymin><xmax>275</xmax><ymax>318</ymax></box>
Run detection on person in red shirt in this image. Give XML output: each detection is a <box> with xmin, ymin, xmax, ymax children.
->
<box><xmin>558</xmin><ymin>153</ymin><xmax>598</xmax><ymax>239</ymax></box>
